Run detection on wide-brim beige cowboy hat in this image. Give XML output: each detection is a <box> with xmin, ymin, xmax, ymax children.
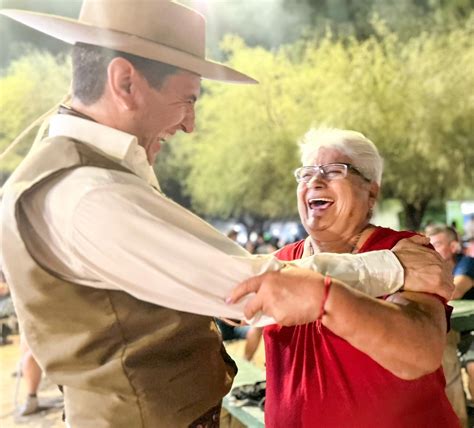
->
<box><xmin>0</xmin><ymin>0</ymin><xmax>257</xmax><ymax>84</ymax></box>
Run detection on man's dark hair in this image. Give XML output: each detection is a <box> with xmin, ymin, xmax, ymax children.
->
<box><xmin>72</xmin><ymin>43</ymin><xmax>180</xmax><ymax>105</ymax></box>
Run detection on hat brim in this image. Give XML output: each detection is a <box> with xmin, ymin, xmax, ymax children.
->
<box><xmin>0</xmin><ymin>9</ymin><xmax>258</xmax><ymax>84</ymax></box>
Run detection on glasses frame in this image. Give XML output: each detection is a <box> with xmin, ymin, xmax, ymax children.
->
<box><xmin>294</xmin><ymin>162</ymin><xmax>371</xmax><ymax>183</ymax></box>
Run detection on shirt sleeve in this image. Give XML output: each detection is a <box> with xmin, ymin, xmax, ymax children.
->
<box><xmin>289</xmin><ymin>251</ymin><xmax>404</xmax><ymax>297</ymax></box>
<box><xmin>69</xmin><ymin>179</ymin><xmax>403</xmax><ymax>325</ymax></box>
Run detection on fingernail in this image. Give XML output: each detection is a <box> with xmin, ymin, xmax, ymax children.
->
<box><xmin>225</xmin><ymin>297</ymin><xmax>233</xmax><ymax>304</ymax></box>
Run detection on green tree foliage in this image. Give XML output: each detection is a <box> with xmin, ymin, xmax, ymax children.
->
<box><xmin>0</xmin><ymin>0</ymin><xmax>80</xmax><ymax>68</ymax></box>
<box><xmin>0</xmin><ymin>50</ymin><xmax>71</xmax><ymax>184</ymax></box>
<box><xmin>174</xmin><ymin>17</ymin><xmax>473</xmax><ymax>230</ymax></box>
<box><xmin>286</xmin><ymin>0</ymin><xmax>474</xmax><ymax>40</ymax></box>
<box><xmin>173</xmin><ymin>40</ymin><xmax>302</xmax><ymax>222</ymax></box>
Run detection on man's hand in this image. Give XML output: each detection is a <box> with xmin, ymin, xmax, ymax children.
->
<box><xmin>392</xmin><ymin>235</ymin><xmax>454</xmax><ymax>300</ymax></box>
<box><xmin>227</xmin><ymin>267</ymin><xmax>325</xmax><ymax>326</ymax></box>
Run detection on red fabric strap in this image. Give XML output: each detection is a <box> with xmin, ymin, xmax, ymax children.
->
<box><xmin>317</xmin><ymin>275</ymin><xmax>332</xmax><ymax>320</ymax></box>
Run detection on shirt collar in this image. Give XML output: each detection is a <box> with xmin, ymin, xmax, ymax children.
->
<box><xmin>48</xmin><ymin>114</ymin><xmax>160</xmax><ymax>189</ymax></box>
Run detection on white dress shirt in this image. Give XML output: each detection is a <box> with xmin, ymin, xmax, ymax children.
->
<box><xmin>17</xmin><ymin>114</ymin><xmax>403</xmax><ymax>326</ymax></box>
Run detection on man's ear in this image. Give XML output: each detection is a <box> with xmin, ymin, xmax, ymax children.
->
<box><xmin>107</xmin><ymin>57</ymin><xmax>138</xmax><ymax>110</ymax></box>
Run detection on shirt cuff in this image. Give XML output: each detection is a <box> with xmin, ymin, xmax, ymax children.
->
<box><xmin>357</xmin><ymin>250</ymin><xmax>404</xmax><ymax>296</ymax></box>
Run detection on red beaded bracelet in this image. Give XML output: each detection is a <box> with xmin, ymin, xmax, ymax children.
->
<box><xmin>317</xmin><ymin>275</ymin><xmax>332</xmax><ymax>321</ymax></box>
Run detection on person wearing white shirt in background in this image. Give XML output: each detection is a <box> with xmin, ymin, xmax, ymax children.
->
<box><xmin>0</xmin><ymin>1</ymin><xmax>453</xmax><ymax>427</ymax></box>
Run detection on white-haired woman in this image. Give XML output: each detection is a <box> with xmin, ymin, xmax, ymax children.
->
<box><xmin>231</xmin><ymin>128</ymin><xmax>458</xmax><ymax>427</ymax></box>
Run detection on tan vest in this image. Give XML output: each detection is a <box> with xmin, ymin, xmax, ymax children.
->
<box><xmin>1</xmin><ymin>136</ymin><xmax>236</xmax><ymax>427</ymax></box>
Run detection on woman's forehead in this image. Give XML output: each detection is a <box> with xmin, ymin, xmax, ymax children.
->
<box><xmin>305</xmin><ymin>147</ymin><xmax>352</xmax><ymax>165</ymax></box>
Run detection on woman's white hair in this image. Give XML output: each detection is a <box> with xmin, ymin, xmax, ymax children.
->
<box><xmin>299</xmin><ymin>127</ymin><xmax>384</xmax><ymax>185</ymax></box>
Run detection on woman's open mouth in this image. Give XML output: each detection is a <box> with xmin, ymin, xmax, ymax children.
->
<box><xmin>308</xmin><ymin>198</ymin><xmax>334</xmax><ymax>211</ymax></box>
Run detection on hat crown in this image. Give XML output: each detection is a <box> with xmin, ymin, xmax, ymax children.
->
<box><xmin>79</xmin><ymin>0</ymin><xmax>205</xmax><ymax>58</ymax></box>
<box><xmin>0</xmin><ymin>1</ymin><xmax>257</xmax><ymax>83</ymax></box>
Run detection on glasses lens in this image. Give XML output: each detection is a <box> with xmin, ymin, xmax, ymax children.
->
<box><xmin>295</xmin><ymin>164</ymin><xmax>352</xmax><ymax>182</ymax></box>
<box><xmin>347</xmin><ymin>165</ymin><xmax>370</xmax><ymax>182</ymax></box>
<box><xmin>320</xmin><ymin>164</ymin><xmax>347</xmax><ymax>179</ymax></box>
<box><xmin>295</xmin><ymin>166</ymin><xmax>316</xmax><ymax>183</ymax></box>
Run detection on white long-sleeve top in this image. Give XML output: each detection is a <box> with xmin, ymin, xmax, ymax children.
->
<box><xmin>15</xmin><ymin>114</ymin><xmax>403</xmax><ymax>326</ymax></box>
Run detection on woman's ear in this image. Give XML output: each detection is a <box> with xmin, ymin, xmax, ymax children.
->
<box><xmin>368</xmin><ymin>182</ymin><xmax>380</xmax><ymax>209</ymax></box>
<box><xmin>107</xmin><ymin>57</ymin><xmax>138</xmax><ymax>110</ymax></box>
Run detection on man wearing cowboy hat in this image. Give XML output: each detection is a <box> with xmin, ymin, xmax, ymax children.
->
<box><xmin>0</xmin><ymin>1</ymin><xmax>453</xmax><ymax>427</ymax></box>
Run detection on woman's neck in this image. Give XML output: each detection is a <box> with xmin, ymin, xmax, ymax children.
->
<box><xmin>310</xmin><ymin>223</ymin><xmax>375</xmax><ymax>254</ymax></box>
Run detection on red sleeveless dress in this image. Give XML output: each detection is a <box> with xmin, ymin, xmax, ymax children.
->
<box><xmin>264</xmin><ymin>227</ymin><xmax>459</xmax><ymax>427</ymax></box>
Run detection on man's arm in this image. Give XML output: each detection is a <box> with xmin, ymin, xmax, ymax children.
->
<box><xmin>60</xmin><ymin>179</ymin><xmax>448</xmax><ymax>321</ymax></box>
<box><xmin>289</xmin><ymin>235</ymin><xmax>454</xmax><ymax>300</ymax></box>
<box><xmin>287</xmin><ymin>250</ymin><xmax>404</xmax><ymax>296</ymax></box>
<box><xmin>451</xmin><ymin>256</ymin><xmax>474</xmax><ymax>299</ymax></box>
<box><xmin>67</xmin><ymin>183</ymin><xmax>402</xmax><ymax>323</ymax></box>
<box><xmin>452</xmin><ymin>275</ymin><xmax>473</xmax><ymax>299</ymax></box>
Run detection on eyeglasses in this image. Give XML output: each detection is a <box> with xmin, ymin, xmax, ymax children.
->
<box><xmin>294</xmin><ymin>163</ymin><xmax>371</xmax><ymax>183</ymax></box>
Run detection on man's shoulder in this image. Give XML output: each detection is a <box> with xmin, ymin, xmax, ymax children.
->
<box><xmin>21</xmin><ymin>164</ymin><xmax>149</xmax><ymax>225</ymax></box>
<box><xmin>454</xmin><ymin>255</ymin><xmax>474</xmax><ymax>279</ymax></box>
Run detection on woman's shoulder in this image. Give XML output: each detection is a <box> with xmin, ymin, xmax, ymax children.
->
<box><xmin>361</xmin><ymin>226</ymin><xmax>419</xmax><ymax>252</ymax></box>
<box><xmin>275</xmin><ymin>239</ymin><xmax>306</xmax><ymax>261</ymax></box>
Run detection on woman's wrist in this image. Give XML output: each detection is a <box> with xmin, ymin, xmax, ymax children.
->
<box><xmin>317</xmin><ymin>275</ymin><xmax>332</xmax><ymax>321</ymax></box>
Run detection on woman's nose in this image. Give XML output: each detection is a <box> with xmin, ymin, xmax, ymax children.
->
<box><xmin>306</xmin><ymin>173</ymin><xmax>326</xmax><ymax>188</ymax></box>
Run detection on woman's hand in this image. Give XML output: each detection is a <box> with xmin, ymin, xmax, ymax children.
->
<box><xmin>228</xmin><ymin>266</ymin><xmax>326</xmax><ymax>326</ymax></box>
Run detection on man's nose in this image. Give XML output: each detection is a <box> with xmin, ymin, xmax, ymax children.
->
<box><xmin>181</xmin><ymin>106</ymin><xmax>195</xmax><ymax>133</ymax></box>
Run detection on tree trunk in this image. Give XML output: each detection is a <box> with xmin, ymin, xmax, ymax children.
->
<box><xmin>402</xmin><ymin>199</ymin><xmax>430</xmax><ymax>231</ymax></box>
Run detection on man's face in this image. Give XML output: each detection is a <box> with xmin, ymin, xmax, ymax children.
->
<box><xmin>429</xmin><ymin>232</ymin><xmax>457</xmax><ymax>261</ymax></box>
<box><xmin>133</xmin><ymin>70</ymin><xmax>201</xmax><ymax>164</ymax></box>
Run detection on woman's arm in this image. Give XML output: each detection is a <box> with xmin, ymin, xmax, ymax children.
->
<box><xmin>229</xmin><ymin>268</ymin><xmax>447</xmax><ymax>379</ymax></box>
<box><xmin>323</xmin><ymin>283</ymin><xmax>446</xmax><ymax>380</ymax></box>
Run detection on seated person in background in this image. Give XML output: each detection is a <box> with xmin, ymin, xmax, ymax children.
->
<box><xmin>429</xmin><ymin>225</ymin><xmax>474</xmax><ymax>424</ymax></box>
<box><xmin>428</xmin><ymin>225</ymin><xmax>474</xmax><ymax>300</ymax></box>
<box><xmin>230</xmin><ymin>128</ymin><xmax>458</xmax><ymax>427</ymax></box>
<box><xmin>464</xmin><ymin>237</ymin><xmax>474</xmax><ymax>258</ymax></box>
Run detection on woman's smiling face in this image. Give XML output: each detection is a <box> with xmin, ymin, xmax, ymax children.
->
<box><xmin>297</xmin><ymin>147</ymin><xmax>378</xmax><ymax>242</ymax></box>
